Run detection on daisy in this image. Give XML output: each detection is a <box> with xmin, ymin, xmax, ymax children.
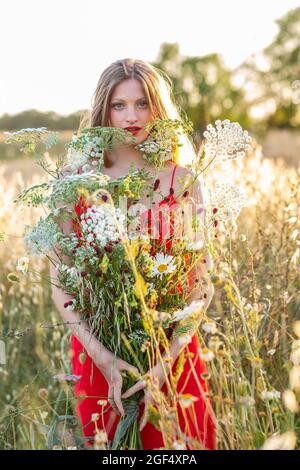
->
<box><xmin>152</xmin><ymin>252</ymin><xmax>176</xmax><ymax>278</ymax></box>
<box><xmin>16</xmin><ymin>257</ymin><xmax>29</xmax><ymax>274</ymax></box>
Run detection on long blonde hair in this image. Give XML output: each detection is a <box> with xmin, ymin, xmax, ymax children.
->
<box><xmin>78</xmin><ymin>58</ymin><xmax>197</xmax><ymax>168</ymax></box>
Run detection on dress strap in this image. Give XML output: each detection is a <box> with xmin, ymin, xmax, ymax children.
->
<box><xmin>170</xmin><ymin>164</ymin><xmax>178</xmax><ymax>190</ymax></box>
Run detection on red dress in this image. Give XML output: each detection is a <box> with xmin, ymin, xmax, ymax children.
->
<box><xmin>71</xmin><ymin>163</ymin><xmax>217</xmax><ymax>450</ymax></box>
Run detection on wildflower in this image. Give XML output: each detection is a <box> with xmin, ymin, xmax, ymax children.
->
<box><xmin>208</xmin><ymin>182</ymin><xmax>247</xmax><ymax>222</ymax></box>
<box><xmin>24</xmin><ymin>217</ymin><xmax>59</xmax><ymax>254</ymax></box>
<box><xmin>79</xmin><ymin>204</ymin><xmax>126</xmax><ymax>248</ymax></box>
<box><xmin>172</xmin><ymin>300</ymin><xmax>205</xmax><ymax>322</ymax></box>
<box><xmin>260</xmin><ymin>390</ymin><xmax>281</xmax><ymax>401</ymax></box>
<box><xmin>178</xmin><ymin>394</ymin><xmax>199</xmax><ymax>408</ymax></box>
<box><xmin>91</xmin><ymin>413</ymin><xmax>100</xmax><ymax>422</ymax></box>
<box><xmin>178</xmin><ymin>334</ymin><xmax>192</xmax><ymax>346</ymax></box>
<box><xmin>97</xmin><ymin>400</ymin><xmax>108</xmax><ymax>407</ymax></box>
<box><xmin>260</xmin><ymin>431</ymin><xmax>297</xmax><ymax>450</ymax></box>
<box><xmin>203</xmin><ymin>119</ymin><xmax>252</xmax><ymax>166</ymax></box>
<box><xmin>16</xmin><ymin>257</ymin><xmax>29</xmax><ymax>274</ymax></box>
<box><xmin>201</xmin><ymin>320</ymin><xmax>218</xmax><ymax>334</ymax></box>
<box><xmin>239</xmin><ymin>234</ymin><xmax>247</xmax><ymax>242</ymax></box>
<box><xmin>152</xmin><ymin>252</ymin><xmax>176</xmax><ymax>278</ymax></box>
<box><xmin>199</xmin><ymin>347</ymin><xmax>215</xmax><ymax>362</ymax></box>
<box><xmin>282</xmin><ymin>389</ymin><xmax>299</xmax><ymax>413</ymax></box>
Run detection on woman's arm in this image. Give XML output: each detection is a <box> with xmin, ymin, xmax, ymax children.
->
<box><xmin>49</xmin><ymin>164</ymin><xmax>113</xmax><ymax>365</ymax></box>
<box><xmin>49</xmin><ymin>259</ymin><xmax>112</xmax><ymax>365</ymax></box>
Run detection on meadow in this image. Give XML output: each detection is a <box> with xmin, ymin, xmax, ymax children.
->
<box><xmin>0</xmin><ymin>135</ymin><xmax>299</xmax><ymax>450</ymax></box>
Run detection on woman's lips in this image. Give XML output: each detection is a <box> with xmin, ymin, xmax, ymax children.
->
<box><xmin>125</xmin><ymin>127</ymin><xmax>142</xmax><ymax>135</ymax></box>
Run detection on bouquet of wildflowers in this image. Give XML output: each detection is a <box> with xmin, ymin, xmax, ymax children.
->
<box><xmin>5</xmin><ymin>117</ymin><xmax>252</xmax><ymax>449</ymax></box>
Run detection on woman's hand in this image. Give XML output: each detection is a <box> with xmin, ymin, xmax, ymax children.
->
<box><xmin>92</xmin><ymin>347</ymin><xmax>140</xmax><ymax>418</ymax></box>
<box><xmin>121</xmin><ymin>363</ymin><xmax>165</xmax><ymax>431</ymax></box>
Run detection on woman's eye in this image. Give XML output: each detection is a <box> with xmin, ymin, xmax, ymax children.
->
<box><xmin>112</xmin><ymin>102</ymin><xmax>148</xmax><ymax>109</ymax></box>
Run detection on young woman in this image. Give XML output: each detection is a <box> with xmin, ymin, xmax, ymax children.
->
<box><xmin>50</xmin><ymin>58</ymin><xmax>217</xmax><ymax>450</ymax></box>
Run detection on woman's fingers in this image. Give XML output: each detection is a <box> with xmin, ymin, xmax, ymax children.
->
<box><xmin>121</xmin><ymin>380</ymin><xmax>147</xmax><ymax>399</ymax></box>
<box><xmin>114</xmin><ymin>386</ymin><xmax>125</xmax><ymax>418</ymax></box>
<box><xmin>121</xmin><ymin>361</ymin><xmax>140</xmax><ymax>378</ymax></box>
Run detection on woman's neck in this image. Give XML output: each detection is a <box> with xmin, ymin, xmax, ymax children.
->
<box><xmin>106</xmin><ymin>145</ymin><xmax>154</xmax><ymax>173</ymax></box>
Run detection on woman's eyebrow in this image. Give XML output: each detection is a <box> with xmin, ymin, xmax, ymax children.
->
<box><xmin>111</xmin><ymin>97</ymin><xmax>146</xmax><ymax>102</ymax></box>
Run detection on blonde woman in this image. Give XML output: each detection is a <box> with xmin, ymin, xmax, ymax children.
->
<box><xmin>50</xmin><ymin>58</ymin><xmax>217</xmax><ymax>450</ymax></box>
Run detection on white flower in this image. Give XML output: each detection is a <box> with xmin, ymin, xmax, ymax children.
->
<box><xmin>208</xmin><ymin>182</ymin><xmax>247</xmax><ymax>222</ymax></box>
<box><xmin>202</xmin><ymin>320</ymin><xmax>218</xmax><ymax>334</ymax></box>
<box><xmin>152</xmin><ymin>252</ymin><xmax>176</xmax><ymax>278</ymax></box>
<box><xmin>199</xmin><ymin>347</ymin><xmax>215</xmax><ymax>361</ymax></box>
<box><xmin>203</xmin><ymin>119</ymin><xmax>252</xmax><ymax>166</ymax></box>
<box><xmin>173</xmin><ymin>300</ymin><xmax>205</xmax><ymax>322</ymax></box>
<box><xmin>260</xmin><ymin>390</ymin><xmax>281</xmax><ymax>401</ymax></box>
<box><xmin>178</xmin><ymin>334</ymin><xmax>192</xmax><ymax>346</ymax></box>
<box><xmin>16</xmin><ymin>257</ymin><xmax>29</xmax><ymax>274</ymax></box>
<box><xmin>178</xmin><ymin>394</ymin><xmax>199</xmax><ymax>408</ymax></box>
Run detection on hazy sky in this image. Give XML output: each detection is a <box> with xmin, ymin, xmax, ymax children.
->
<box><xmin>1</xmin><ymin>0</ymin><xmax>299</xmax><ymax>116</ymax></box>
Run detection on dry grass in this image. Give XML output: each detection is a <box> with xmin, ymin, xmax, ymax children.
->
<box><xmin>0</xmin><ymin>140</ymin><xmax>299</xmax><ymax>450</ymax></box>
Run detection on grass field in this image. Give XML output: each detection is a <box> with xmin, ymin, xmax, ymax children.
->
<box><xmin>0</xmin><ymin>137</ymin><xmax>299</xmax><ymax>450</ymax></box>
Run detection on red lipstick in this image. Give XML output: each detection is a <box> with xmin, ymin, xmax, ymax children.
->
<box><xmin>124</xmin><ymin>126</ymin><xmax>142</xmax><ymax>135</ymax></box>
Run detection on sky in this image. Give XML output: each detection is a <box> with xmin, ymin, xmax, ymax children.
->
<box><xmin>1</xmin><ymin>0</ymin><xmax>299</xmax><ymax>116</ymax></box>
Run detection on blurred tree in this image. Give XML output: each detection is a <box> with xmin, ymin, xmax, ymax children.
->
<box><xmin>238</xmin><ymin>7</ymin><xmax>300</xmax><ymax>129</ymax></box>
<box><xmin>0</xmin><ymin>109</ymin><xmax>84</xmax><ymax>131</ymax></box>
<box><xmin>151</xmin><ymin>42</ymin><xmax>250</xmax><ymax>143</ymax></box>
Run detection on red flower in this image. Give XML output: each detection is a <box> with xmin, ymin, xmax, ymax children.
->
<box><xmin>153</xmin><ymin>179</ymin><xmax>160</xmax><ymax>191</ymax></box>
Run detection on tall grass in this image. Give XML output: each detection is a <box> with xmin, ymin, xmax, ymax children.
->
<box><xmin>0</xmin><ymin>141</ymin><xmax>299</xmax><ymax>449</ymax></box>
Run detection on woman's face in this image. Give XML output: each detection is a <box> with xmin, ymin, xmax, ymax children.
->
<box><xmin>108</xmin><ymin>78</ymin><xmax>154</xmax><ymax>146</ymax></box>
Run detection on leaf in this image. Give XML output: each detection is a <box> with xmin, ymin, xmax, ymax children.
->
<box><xmin>111</xmin><ymin>399</ymin><xmax>139</xmax><ymax>450</ymax></box>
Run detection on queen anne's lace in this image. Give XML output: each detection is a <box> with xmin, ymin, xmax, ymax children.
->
<box><xmin>79</xmin><ymin>204</ymin><xmax>126</xmax><ymax>247</ymax></box>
